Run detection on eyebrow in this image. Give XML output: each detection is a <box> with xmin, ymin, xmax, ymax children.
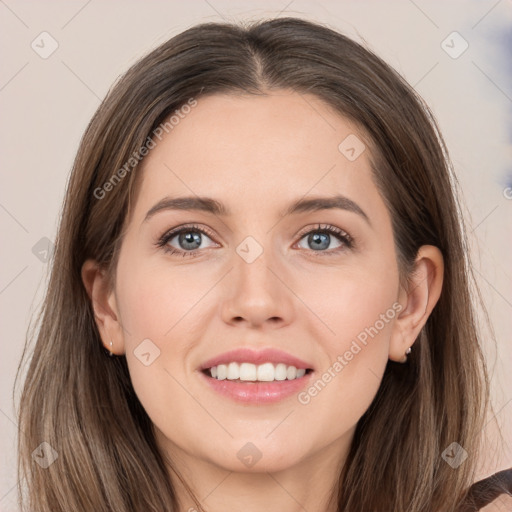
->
<box><xmin>144</xmin><ymin>194</ymin><xmax>371</xmax><ymax>225</ymax></box>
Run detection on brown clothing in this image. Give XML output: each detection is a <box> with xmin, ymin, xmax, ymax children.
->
<box><xmin>458</xmin><ymin>467</ymin><xmax>512</xmax><ymax>511</ymax></box>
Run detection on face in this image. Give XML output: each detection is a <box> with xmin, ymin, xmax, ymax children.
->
<box><xmin>104</xmin><ymin>91</ymin><xmax>404</xmax><ymax>474</ymax></box>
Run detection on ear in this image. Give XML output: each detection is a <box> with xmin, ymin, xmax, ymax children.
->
<box><xmin>81</xmin><ymin>259</ymin><xmax>125</xmax><ymax>355</ymax></box>
<box><xmin>389</xmin><ymin>245</ymin><xmax>444</xmax><ymax>362</ymax></box>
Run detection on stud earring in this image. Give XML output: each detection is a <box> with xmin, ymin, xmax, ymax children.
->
<box><xmin>109</xmin><ymin>340</ymin><xmax>114</xmax><ymax>357</ymax></box>
<box><xmin>402</xmin><ymin>346</ymin><xmax>412</xmax><ymax>363</ymax></box>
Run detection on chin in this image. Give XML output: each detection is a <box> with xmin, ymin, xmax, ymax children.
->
<box><xmin>203</xmin><ymin>437</ymin><xmax>309</xmax><ymax>474</ymax></box>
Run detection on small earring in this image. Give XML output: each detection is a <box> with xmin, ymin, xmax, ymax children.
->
<box><xmin>402</xmin><ymin>346</ymin><xmax>412</xmax><ymax>363</ymax></box>
<box><xmin>109</xmin><ymin>340</ymin><xmax>114</xmax><ymax>357</ymax></box>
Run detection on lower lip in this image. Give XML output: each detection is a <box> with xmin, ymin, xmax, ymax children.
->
<box><xmin>198</xmin><ymin>370</ymin><xmax>314</xmax><ymax>404</ymax></box>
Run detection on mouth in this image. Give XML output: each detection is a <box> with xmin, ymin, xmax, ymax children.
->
<box><xmin>197</xmin><ymin>348</ymin><xmax>315</xmax><ymax>404</ymax></box>
<box><xmin>197</xmin><ymin>347</ymin><xmax>315</xmax><ymax>404</ymax></box>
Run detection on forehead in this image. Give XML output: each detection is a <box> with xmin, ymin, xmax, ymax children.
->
<box><xmin>133</xmin><ymin>91</ymin><xmax>384</xmax><ymax>221</ymax></box>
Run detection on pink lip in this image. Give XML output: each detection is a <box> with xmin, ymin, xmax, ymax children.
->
<box><xmin>198</xmin><ymin>370</ymin><xmax>314</xmax><ymax>404</ymax></box>
<box><xmin>199</xmin><ymin>347</ymin><xmax>314</xmax><ymax>371</ymax></box>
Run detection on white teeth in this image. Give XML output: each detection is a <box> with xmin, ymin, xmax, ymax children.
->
<box><xmin>275</xmin><ymin>363</ymin><xmax>287</xmax><ymax>381</ymax></box>
<box><xmin>216</xmin><ymin>364</ymin><xmax>227</xmax><ymax>380</ymax></box>
<box><xmin>257</xmin><ymin>362</ymin><xmax>275</xmax><ymax>381</ymax></box>
<box><xmin>239</xmin><ymin>362</ymin><xmax>257</xmax><ymax>381</ymax></box>
<box><xmin>286</xmin><ymin>365</ymin><xmax>297</xmax><ymax>380</ymax></box>
<box><xmin>207</xmin><ymin>362</ymin><xmax>309</xmax><ymax>382</ymax></box>
<box><xmin>227</xmin><ymin>362</ymin><xmax>239</xmax><ymax>380</ymax></box>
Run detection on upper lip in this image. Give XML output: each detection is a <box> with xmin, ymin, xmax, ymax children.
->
<box><xmin>199</xmin><ymin>348</ymin><xmax>314</xmax><ymax>371</ymax></box>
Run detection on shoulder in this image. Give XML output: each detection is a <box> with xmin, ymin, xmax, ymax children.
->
<box><xmin>457</xmin><ymin>467</ymin><xmax>512</xmax><ymax>511</ymax></box>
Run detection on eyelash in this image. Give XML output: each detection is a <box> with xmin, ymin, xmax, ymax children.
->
<box><xmin>156</xmin><ymin>223</ymin><xmax>354</xmax><ymax>258</ymax></box>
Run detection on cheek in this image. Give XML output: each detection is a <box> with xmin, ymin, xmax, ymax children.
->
<box><xmin>326</xmin><ymin>276</ymin><xmax>398</xmax><ymax>351</ymax></box>
<box><xmin>114</xmin><ymin>262</ymin><xmax>198</xmax><ymax>436</ymax></box>
<box><xmin>295</xmin><ymin>259</ymin><xmax>399</xmax><ymax>416</ymax></box>
<box><xmin>115</xmin><ymin>257</ymin><xmax>207</xmax><ymax>348</ymax></box>
<box><xmin>113</xmin><ymin>257</ymin><xmax>201</xmax><ymax>397</ymax></box>
<box><xmin>300</xmin><ymin>255</ymin><xmax>399</xmax><ymax>351</ymax></box>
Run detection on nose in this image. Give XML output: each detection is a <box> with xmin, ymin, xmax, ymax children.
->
<box><xmin>220</xmin><ymin>244</ymin><xmax>296</xmax><ymax>329</ymax></box>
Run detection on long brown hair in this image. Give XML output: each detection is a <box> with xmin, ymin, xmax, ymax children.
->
<box><xmin>15</xmin><ymin>17</ymin><xmax>492</xmax><ymax>511</ymax></box>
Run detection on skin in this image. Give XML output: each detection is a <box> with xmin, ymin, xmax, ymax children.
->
<box><xmin>82</xmin><ymin>90</ymin><xmax>444</xmax><ymax>512</ymax></box>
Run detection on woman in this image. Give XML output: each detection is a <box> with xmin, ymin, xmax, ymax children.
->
<box><xmin>15</xmin><ymin>17</ymin><xmax>511</xmax><ymax>512</ymax></box>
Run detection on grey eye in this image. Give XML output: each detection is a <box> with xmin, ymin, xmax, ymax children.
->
<box><xmin>297</xmin><ymin>231</ymin><xmax>344</xmax><ymax>251</ymax></box>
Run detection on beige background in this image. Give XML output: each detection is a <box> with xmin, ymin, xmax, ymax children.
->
<box><xmin>1</xmin><ymin>1</ymin><xmax>511</xmax><ymax>509</ymax></box>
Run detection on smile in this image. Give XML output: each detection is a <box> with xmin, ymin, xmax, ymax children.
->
<box><xmin>199</xmin><ymin>364</ymin><xmax>314</xmax><ymax>404</ymax></box>
<box><xmin>204</xmin><ymin>362</ymin><xmax>310</xmax><ymax>381</ymax></box>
